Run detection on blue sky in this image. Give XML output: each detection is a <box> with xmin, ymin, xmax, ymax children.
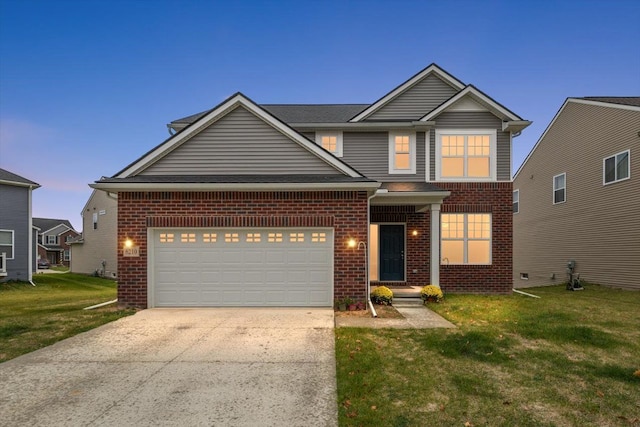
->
<box><xmin>1</xmin><ymin>0</ymin><xmax>639</xmax><ymax>231</ymax></box>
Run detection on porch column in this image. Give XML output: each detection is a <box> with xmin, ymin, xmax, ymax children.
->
<box><xmin>430</xmin><ymin>203</ymin><xmax>441</xmax><ymax>287</ymax></box>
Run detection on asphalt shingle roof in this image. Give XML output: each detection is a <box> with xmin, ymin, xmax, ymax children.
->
<box><xmin>33</xmin><ymin>218</ymin><xmax>75</xmax><ymax>233</ymax></box>
<box><xmin>581</xmin><ymin>97</ymin><xmax>640</xmax><ymax>107</ymax></box>
<box><xmin>97</xmin><ymin>175</ymin><xmax>376</xmax><ymax>184</ymax></box>
<box><xmin>0</xmin><ymin>168</ymin><xmax>40</xmax><ymax>187</ymax></box>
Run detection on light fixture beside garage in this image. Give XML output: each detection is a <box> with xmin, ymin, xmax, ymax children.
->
<box><xmin>124</xmin><ymin>238</ymin><xmax>133</xmax><ymax>248</ymax></box>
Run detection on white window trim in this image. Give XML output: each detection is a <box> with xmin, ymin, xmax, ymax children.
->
<box><xmin>315</xmin><ymin>131</ymin><xmax>343</xmax><ymax>157</ymax></box>
<box><xmin>435</xmin><ymin>129</ymin><xmax>497</xmax><ymax>181</ymax></box>
<box><xmin>63</xmin><ymin>250</ymin><xmax>70</xmax><ymax>261</ymax></box>
<box><xmin>45</xmin><ymin>235</ymin><xmax>58</xmax><ymax>245</ymax></box>
<box><xmin>440</xmin><ymin>213</ymin><xmax>492</xmax><ymax>265</ymax></box>
<box><xmin>0</xmin><ymin>229</ymin><xmax>15</xmax><ymax>260</ymax></box>
<box><xmin>513</xmin><ymin>189</ymin><xmax>520</xmax><ymax>214</ymax></box>
<box><xmin>388</xmin><ymin>131</ymin><xmax>416</xmax><ymax>174</ymax></box>
<box><xmin>553</xmin><ymin>172</ymin><xmax>566</xmax><ymax>205</ymax></box>
<box><xmin>603</xmin><ymin>149</ymin><xmax>631</xmax><ymax>185</ymax></box>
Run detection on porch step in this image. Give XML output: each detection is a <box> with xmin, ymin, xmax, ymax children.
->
<box><xmin>393</xmin><ymin>297</ymin><xmax>423</xmax><ymax>306</ymax></box>
<box><xmin>388</xmin><ymin>286</ymin><xmax>421</xmax><ymax>299</ymax></box>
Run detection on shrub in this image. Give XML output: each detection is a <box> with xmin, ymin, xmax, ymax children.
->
<box><xmin>371</xmin><ymin>286</ymin><xmax>393</xmax><ymax>305</ymax></box>
<box><xmin>421</xmin><ymin>285</ymin><xmax>444</xmax><ymax>303</ymax></box>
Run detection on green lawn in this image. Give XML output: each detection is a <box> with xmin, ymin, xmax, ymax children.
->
<box><xmin>336</xmin><ymin>285</ymin><xmax>640</xmax><ymax>427</ymax></box>
<box><xmin>0</xmin><ymin>273</ymin><xmax>134</xmax><ymax>363</ymax></box>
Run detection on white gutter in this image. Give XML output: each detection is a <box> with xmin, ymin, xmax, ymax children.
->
<box><xmin>90</xmin><ymin>182</ymin><xmax>381</xmax><ymax>192</ymax></box>
<box><xmin>367</xmin><ymin>191</ymin><xmax>378</xmax><ymax>318</ymax></box>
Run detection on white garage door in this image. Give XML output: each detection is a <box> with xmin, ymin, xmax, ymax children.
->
<box><xmin>151</xmin><ymin>228</ymin><xmax>333</xmax><ymax>307</ymax></box>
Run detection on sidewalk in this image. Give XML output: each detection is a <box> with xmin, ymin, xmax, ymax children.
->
<box><xmin>335</xmin><ymin>298</ymin><xmax>456</xmax><ymax>329</ymax></box>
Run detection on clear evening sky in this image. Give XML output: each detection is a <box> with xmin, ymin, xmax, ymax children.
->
<box><xmin>1</xmin><ymin>0</ymin><xmax>639</xmax><ymax>231</ymax></box>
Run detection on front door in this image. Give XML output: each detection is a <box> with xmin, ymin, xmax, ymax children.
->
<box><xmin>379</xmin><ymin>224</ymin><xmax>405</xmax><ymax>281</ymax></box>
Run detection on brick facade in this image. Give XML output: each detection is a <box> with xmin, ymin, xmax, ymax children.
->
<box><xmin>117</xmin><ymin>190</ymin><xmax>369</xmax><ymax>308</ymax></box>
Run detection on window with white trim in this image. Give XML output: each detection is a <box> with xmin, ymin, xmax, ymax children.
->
<box><xmin>388</xmin><ymin>132</ymin><xmax>416</xmax><ymax>174</ymax></box>
<box><xmin>0</xmin><ymin>230</ymin><xmax>14</xmax><ymax>259</ymax></box>
<box><xmin>92</xmin><ymin>212</ymin><xmax>98</xmax><ymax>230</ymax></box>
<box><xmin>553</xmin><ymin>173</ymin><xmax>566</xmax><ymax>204</ymax></box>
<box><xmin>441</xmin><ymin>213</ymin><xmax>491</xmax><ymax>265</ymax></box>
<box><xmin>603</xmin><ymin>150</ymin><xmax>630</xmax><ymax>185</ymax></box>
<box><xmin>513</xmin><ymin>189</ymin><xmax>520</xmax><ymax>214</ymax></box>
<box><xmin>436</xmin><ymin>129</ymin><xmax>496</xmax><ymax>180</ymax></box>
<box><xmin>315</xmin><ymin>131</ymin><xmax>343</xmax><ymax>157</ymax></box>
<box><xmin>64</xmin><ymin>250</ymin><xmax>70</xmax><ymax>261</ymax></box>
<box><xmin>46</xmin><ymin>235</ymin><xmax>57</xmax><ymax>245</ymax></box>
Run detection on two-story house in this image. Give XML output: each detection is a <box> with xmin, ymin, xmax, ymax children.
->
<box><xmin>514</xmin><ymin>97</ymin><xmax>640</xmax><ymax>290</ymax></box>
<box><xmin>91</xmin><ymin>64</ymin><xmax>530</xmax><ymax>308</ymax></box>
<box><xmin>69</xmin><ymin>189</ymin><xmax>118</xmax><ymax>278</ymax></box>
<box><xmin>34</xmin><ymin>218</ymin><xmax>80</xmax><ymax>267</ymax></box>
<box><xmin>0</xmin><ymin>168</ymin><xmax>40</xmax><ymax>281</ymax></box>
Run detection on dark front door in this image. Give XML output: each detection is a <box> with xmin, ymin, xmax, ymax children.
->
<box><xmin>379</xmin><ymin>224</ymin><xmax>405</xmax><ymax>281</ymax></box>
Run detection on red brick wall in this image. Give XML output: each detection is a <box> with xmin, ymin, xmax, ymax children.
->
<box><xmin>117</xmin><ymin>191</ymin><xmax>369</xmax><ymax>307</ymax></box>
<box><xmin>439</xmin><ymin>182</ymin><xmax>513</xmax><ymax>294</ymax></box>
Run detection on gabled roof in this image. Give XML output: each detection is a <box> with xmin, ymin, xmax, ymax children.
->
<box><xmin>33</xmin><ymin>218</ymin><xmax>75</xmax><ymax>234</ymax></box>
<box><xmin>420</xmin><ymin>85</ymin><xmax>524</xmax><ymax>122</ymax></box>
<box><xmin>514</xmin><ymin>97</ymin><xmax>640</xmax><ymax>179</ymax></box>
<box><xmin>0</xmin><ymin>168</ymin><xmax>40</xmax><ymax>189</ymax></box>
<box><xmin>114</xmin><ymin>92</ymin><xmax>365</xmax><ymax>179</ymax></box>
<box><xmin>348</xmin><ymin>63</ymin><xmax>466</xmax><ymax>122</ymax></box>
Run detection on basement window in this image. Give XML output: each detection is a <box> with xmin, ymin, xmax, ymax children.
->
<box><xmin>520</xmin><ymin>273</ymin><xmax>529</xmax><ymax>280</ymax></box>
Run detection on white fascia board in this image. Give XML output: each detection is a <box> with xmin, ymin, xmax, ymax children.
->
<box><xmin>502</xmin><ymin>120</ymin><xmax>533</xmax><ymax>133</ymax></box>
<box><xmin>291</xmin><ymin>121</ymin><xmax>436</xmax><ymax>131</ymax></box>
<box><xmin>0</xmin><ymin>179</ymin><xmax>41</xmax><ymax>189</ymax></box>
<box><xmin>118</xmin><ymin>94</ymin><xmax>363</xmax><ymax>179</ymax></box>
<box><xmin>80</xmin><ymin>189</ymin><xmax>97</xmax><ymax>216</ymax></box>
<box><xmin>568</xmin><ymin>98</ymin><xmax>640</xmax><ymax>112</ymax></box>
<box><xmin>420</xmin><ymin>86</ymin><xmax>521</xmax><ymax>122</ymax></box>
<box><xmin>90</xmin><ymin>181</ymin><xmax>381</xmax><ymax>192</ymax></box>
<box><xmin>349</xmin><ymin>64</ymin><xmax>465</xmax><ymax>122</ymax></box>
<box><xmin>370</xmin><ymin>191</ymin><xmax>451</xmax><ymax>206</ymax></box>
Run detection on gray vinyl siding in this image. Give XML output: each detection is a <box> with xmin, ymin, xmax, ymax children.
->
<box><xmin>0</xmin><ymin>184</ymin><xmax>31</xmax><ymax>281</ymax></box>
<box><xmin>429</xmin><ymin>111</ymin><xmax>511</xmax><ymax>181</ymax></box>
<box><xmin>367</xmin><ymin>74</ymin><xmax>458</xmax><ymax>121</ymax></box>
<box><xmin>70</xmin><ymin>190</ymin><xmax>118</xmax><ymax>278</ymax></box>
<box><xmin>513</xmin><ymin>101</ymin><xmax>640</xmax><ymax>290</ymax></box>
<box><xmin>342</xmin><ymin>132</ymin><xmax>426</xmax><ymax>182</ymax></box>
<box><xmin>141</xmin><ymin>106</ymin><xmax>341</xmax><ymax>175</ymax></box>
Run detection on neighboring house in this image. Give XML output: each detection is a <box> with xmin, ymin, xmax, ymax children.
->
<box><xmin>0</xmin><ymin>168</ymin><xmax>40</xmax><ymax>281</ymax></box>
<box><xmin>513</xmin><ymin>97</ymin><xmax>640</xmax><ymax>290</ymax></box>
<box><xmin>69</xmin><ymin>189</ymin><xmax>118</xmax><ymax>278</ymax></box>
<box><xmin>33</xmin><ymin>218</ymin><xmax>80</xmax><ymax>267</ymax></box>
<box><xmin>91</xmin><ymin>63</ymin><xmax>530</xmax><ymax>308</ymax></box>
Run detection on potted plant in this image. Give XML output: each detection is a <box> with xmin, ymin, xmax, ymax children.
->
<box><xmin>336</xmin><ymin>298</ymin><xmax>347</xmax><ymax>311</ymax></box>
<box><xmin>356</xmin><ymin>300</ymin><xmax>366</xmax><ymax>310</ymax></box>
<box><xmin>420</xmin><ymin>285</ymin><xmax>444</xmax><ymax>303</ymax></box>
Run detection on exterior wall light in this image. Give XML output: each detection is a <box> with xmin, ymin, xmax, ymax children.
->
<box><xmin>348</xmin><ymin>238</ymin><xmax>357</xmax><ymax>248</ymax></box>
<box><xmin>124</xmin><ymin>238</ymin><xmax>133</xmax><ymax>248</ymax></box>
<box><xmin>412</xmin><ymin>230</ymin><xmax>418</xmax><ymax>236</ymax></box>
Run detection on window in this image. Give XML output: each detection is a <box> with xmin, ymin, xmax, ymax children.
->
<box><xmin>603</xmin><ymin>150</ymin><xmax>630</xmax><ymax>185</ymax></box>
<box><xmin>553</xmin><ymin>173</ymin><xmax>566</xmax><ymax>204</ymax></box>
<box><xmin>311</xmin><ymin>232</ymin><xmax>326</xmax><ymax>242</ymax></box>
<box><xmin>159</xmin><ymin>233</ymin><xmax>174</xmax><ymax>243</ymax></box>
<box><xmin>441</xmin><ymin>213</ymin><xmax>491</xmax><ymax>265</ymax></box>
<box><xmin>315</xmin><ymin>132</ymin><xmax>343</xmax><ymax>157</ymax></box>
<box><xmin>46</xmin><ymin>235</ymin><xmax>58</xmax><ymax>245</ymax></box>
<box><xmin>388</xmin><ymin>132</ymin><xmax>416</xmax><ymax>174</ymax></box>
<box><xmin>513</xmin><ymin>189</ymin><xmax>520</xmax><ymax>214</ymax></box>
<box><xmin>202</xmin><ymin>233</ymin><xmax>217</xmax><ymax>243</ymax></box>
<box><xmin>64</xmin><ymin>250</ymin><xmax>70</xmax><ymax>261</ymax></box>
<box><xmin>268</xmin><ymin>233</ymin><xmax>283</xmax><ymax>243</ymax></box>
<box><xmin>289</xmin><ymin>233</ymin><xmax>304</xmax><ymax>242</ymax></box>
<box><xmin>180</xmin><ymin>233</ymin><xmax>196</xmax><ymax>243</ymax></box>
<box><xmin>225</xmin><ymin>233</ymin><xmax>239</xmax><ymax>243</ymax></box>
<box><xmin>0</xmin><ymin>230</ymin><xmax>14</xmax><ymax>259</ymax></box>
<box><xmin>436</xmin><ymin>129</ymin><xmax>496</xmax><ymax>180</ymax></box>
<box><xmin>520</xmin><ymin>273</ymin><xmax>529</xmax><ymax>280</ymax></box>
<box><xmin>246</xmin><ymin>233</ymin><xmax>261</xmax><ymax>243</ymax></box>
<box><xmin>93</xmin><ymin>212</ymin><xmax>98</xmax><ymax>230</ymax></box>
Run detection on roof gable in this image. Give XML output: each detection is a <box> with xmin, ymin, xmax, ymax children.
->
<box><xmin>33</xmin><ymin>218</ymin><xmax>75</xmax><ymax>234</ymax></box>
<box><xmin>117</xmin><ymin>93</ymin><xmax>363</xmax><ymax>178</ymax></box>
<box><xmin>349</xmin><ymin>64</ymin><xmax>465</xmax><ymax>122</ymax></box>
<box><xmin>0</xmin><ymin>168</ymin><xmax>40</xmax><ymax>188</ymax></box>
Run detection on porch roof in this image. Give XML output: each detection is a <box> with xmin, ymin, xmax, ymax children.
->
<box><xmin>371</xmin><ymin>182</ymin><xmax>450</xmax><ymax>212</ymax></box>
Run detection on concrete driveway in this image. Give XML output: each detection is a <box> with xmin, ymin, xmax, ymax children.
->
<box><xmin>0</xmin><ymin>308</ymin><xmax>337</xmax><ymax>426</ymax></box>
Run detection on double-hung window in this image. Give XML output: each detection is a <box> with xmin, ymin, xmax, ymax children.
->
<box><xmin>436</xmin><ymin>129</ymin><xmax>496</xmax><ymax>180</ymax></box>
<box><xmin>513</xmin><ymin>189</ymin><xmax>520</xmax><ymax>214</ymax></box>
<box><xmin>315</xmin><ymin>132</ymin><xmax>343</xmax><ymax>157</ymax></box>
<box><xmin>553</xmin><ymin>173</ymin><xmax>566</xmax><ymax>204</ymax></box>
<box><xmin>388</xmin><ymin>132</ymin><xmax>416</xmax><ymax>174</ymax></box>
<box><xmin>603</xmin><ymin>150</ymin><xmax>630</xmax><ymax>185</ymax></box>
<box><xmin>441</xmin><ymin>214</ymin><xmax>491</xmax><ymax>265</ymax></box>
<box><xmin>45</xmin><ymin>235</ymin><xmax>58</xmax><ymax>245</ymax></box>
<box><xmin>0</xmin><ymin>230</ymin><xmax>14</xmax><ymax>259</ymax></box>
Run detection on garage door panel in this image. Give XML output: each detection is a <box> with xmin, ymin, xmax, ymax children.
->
<box><xmin>153</xmin><ymin>228</ymin><xmax>333</xmax><ymax>307</ymax></box>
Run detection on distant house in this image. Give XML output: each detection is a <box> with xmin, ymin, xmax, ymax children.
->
<box><xmin>513</xmin><ymin>97</ymin><xmax>640</xmax><ymax>290</ymax></box>
<box><xmin>33</xmin><ymin>218</ymin><xmax>80</xmax><ymax>267</ymax></box>
<box><xmin>69</xmin><ymin>189</ymin><xmax>118</xmax><ymax>278</ymax></box>
<box><xmin>0</xmin><ymin>168</ymin><xmax>40</xmax><ymax>281</ymax></box>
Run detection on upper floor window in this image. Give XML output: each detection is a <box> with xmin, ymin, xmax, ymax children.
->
<box><xmin>92</xmin><ymin>213</ymin><xmax>98</xmax><ymax>230</ymax></box>
<box><xmin>513</xmin><ymin>189</ymin><xmax>520</xmax><ymax>214</ymax></box>
<box><xmin>0</xmin><ymin>230</ymin><xmax>14</xmax><ymax>259</ymax></box>
<box><xmin>46</xmin><ymin>235</ymin><xmax>58</xmax><ymax>245</ymax></box>
<box><xmin>553</xmin><ymin>173</ymin><xmax>566</xmax><ymax>204</ymax></box>
<box><xmin>388</xmin><ymin>132</ymin><xmax>416</xmax><ymax>174</ymax></box>
<box><xmin>441</xmin><ymin>213</ymin><xmax>491</xmax><ymax>265</ymax></box>
<box><xmin>435</xmin><ymin>129</ymin><xmax>496</xmax><ymax>180</ymax></box>
<box><xmin>315</xmin><ymin>131</ymin><xmax>343</xmax><ymax>157</ymax></box>
<box><xmin>603</xmin><ymin>150</ymin><xmax>630</xmax><ymax>185</ymax></box>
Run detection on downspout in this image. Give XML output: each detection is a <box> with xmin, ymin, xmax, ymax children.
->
<box><xmin>366</xmin><ymin>192</ymin><xmax>378</xmax><ymax>318</ymax></box>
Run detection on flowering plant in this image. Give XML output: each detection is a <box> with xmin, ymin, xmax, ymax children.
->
<box><xmin>420</xmin><ymin>285</ymin><xmax>444</xmax><ymax>303</ymax></box>
<box><xmin>370</xmin><ymin>286</ymin><xmax>393</xmax><ymax>305</ymax></box>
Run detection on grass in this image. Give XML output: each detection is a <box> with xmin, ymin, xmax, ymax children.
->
<box><xmin>49</xmin><ymin>265</ymin><xmax>70</xmax><ymax>272</ymax></box>
<box><xmin>0</xmin><ymin>273</ymin><xmax>134</xmax><ymax>362</ymax></box>
<box><xmin>336</xmin><ymin>285</ymin><xmax>640</xmax><ymax>426</ymax></box>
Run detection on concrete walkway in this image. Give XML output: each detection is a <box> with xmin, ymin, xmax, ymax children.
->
<box><xmin>335</xmin><ymin>298</ymin><xmax>456</xmax><ymax>329</ymax></box>
<box><xmin>0</xmin><ymin>308</ymin><xmax>337</xmax><ymax>427</ymax></box>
